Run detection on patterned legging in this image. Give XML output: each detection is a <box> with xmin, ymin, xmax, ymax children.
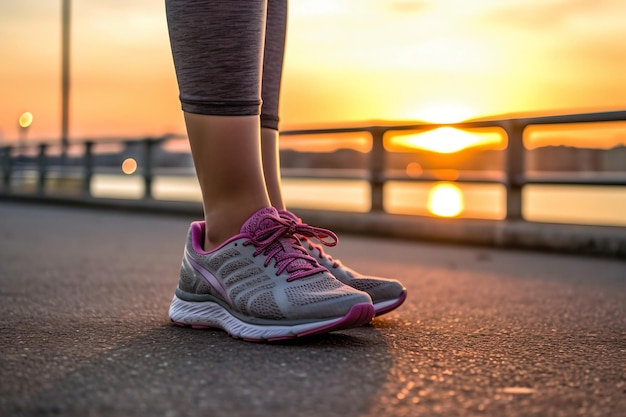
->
<box><xmin>165</xmin><ymin>0</ymin><xmax>287</xmax><ymax>130</ymax></box>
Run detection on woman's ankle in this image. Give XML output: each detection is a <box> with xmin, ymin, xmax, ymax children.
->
<box><xmin>202</xmin><ymin>203</ymin><xmax>268</xmax><ymax>250</ymax></box>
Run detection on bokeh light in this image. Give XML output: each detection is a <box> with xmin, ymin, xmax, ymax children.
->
<box><xmin>405</xmin><ymin>162</ymin><xmax>423</xmax><ymax>177</ymax></box>
<box><xmin>18</xmin><ymin>112</ymin><xmax>33</xmax><ymax>128</ymax></box>
<box><xmin>427</xmin><ymin>183</ymin><xmax>464</xmax><ymax>217</ymax></box>
<box><xmin>121</xmin><ymin>158</ymin><xmax>137</xmax><ymax>175</ymax></box>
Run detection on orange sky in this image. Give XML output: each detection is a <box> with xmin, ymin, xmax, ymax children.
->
<box><xmin>1</xmin><ymin>0</ymin><xmax>625</xmax><ymax>148</ymax></box>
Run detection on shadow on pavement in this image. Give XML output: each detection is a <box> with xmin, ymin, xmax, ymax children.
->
<box><xmin>5</xmin><ymin>323</ymin><xmax>393</xmax><ymax>417</ymax></box>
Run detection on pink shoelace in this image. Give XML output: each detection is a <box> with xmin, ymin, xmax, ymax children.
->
<box><xmin>303</xmin><ymin>237</ymin><xmax>340</xmax><ymax>269</ymax></box>
<box><xmin>244</xmin><ymin>216</ymin><xmax>339</xmax><ymax>281</ymax></box>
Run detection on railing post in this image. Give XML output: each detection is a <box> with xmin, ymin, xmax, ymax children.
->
<box><xmin>37</xmin><ymin>143</ymin><xmax>48</xmax><ymax>195</ymax></box>
<box><xmin>83</xmin><ymin>141</ymin><xmax>93</xmax><ymax>197</ymax></box>
<box><xmin>143</xmin><ymin>138</ymin><xmax>154</xmax><ymax>199</ymax></box>
<box><xmin>1</xmin><ymin>146</ymin><xmax>12</xmax><ymax>192</ymax></box>
<box><xmin>504</xmin><ymin>120</ymin><xmax>525</xmax><ymax>221</ymax></box>
<box><xmin>369</xmin><ymin>127</ymin><xmax>386</xmax><ymax>213</ymax></box>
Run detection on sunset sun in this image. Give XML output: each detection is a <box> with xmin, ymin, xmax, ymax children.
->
<box><xmin>388</xmin><ymin>127</ymin><xmax>503</xmax><ymax>154</ymax></box>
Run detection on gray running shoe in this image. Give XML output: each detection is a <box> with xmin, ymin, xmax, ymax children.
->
<box><xmin>169</xmin><ymin>207</ymin><xmax>374</xmax><ymax>341</ymax></box>
<box><xmin>279</xmin><ymin>210</ymin><xmax>407</xmax><ymax>316</ymax></box>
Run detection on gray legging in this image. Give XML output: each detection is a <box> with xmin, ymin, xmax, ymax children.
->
<box><xmin>165</xmin><ymin>0</ymin><xmax>287</xmax><ymax>130</ymax></box>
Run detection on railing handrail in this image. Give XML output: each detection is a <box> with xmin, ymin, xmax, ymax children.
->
<box><xmin>281</xmin><ymin>109</ymin><xmax>626</xmax><ymax>133</ymax></box>
<box><xmin>281</xmin><ymin>110</ymin><xmax>626</xmax><ymax>219</ymax></box>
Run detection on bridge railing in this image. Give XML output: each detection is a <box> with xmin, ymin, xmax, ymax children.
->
<box><xmin>1</xmin><ymin>110</ymin><xmax>626</xmax><ymax>224</ymax></box>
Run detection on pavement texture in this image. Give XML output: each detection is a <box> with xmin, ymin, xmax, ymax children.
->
<box><xmin>0</xmin><ymin>201</ymin><xmax>624</xmax><ymax>417</ymax></box>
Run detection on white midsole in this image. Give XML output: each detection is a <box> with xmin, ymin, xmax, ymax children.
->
<box><xmin>169</xmin><ymin>296</ymin><xmax>344</xmax><ymax>340</ymax></box>
<box><xmin>373</xmin><ymin>297</ymin><xmax>401</xmax><ymax>311</ymax></box>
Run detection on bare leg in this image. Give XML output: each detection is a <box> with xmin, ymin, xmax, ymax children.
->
<box><xmin>185</xmin><ymin>113</ymin><xmax>270</xmax><ymax>250</ymax></box>
<box><xmin>260</xmin><ymin>127</ymin><xmax>285</xmax><ymax>211</ymax></box>
<box><xmin>259</xmin><ymin>0</ymin><xmax>287</xmax><ymax>211</ymax></box>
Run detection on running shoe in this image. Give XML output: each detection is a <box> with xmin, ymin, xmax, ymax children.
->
<box><xmin>279</xmin><ymin>210</ymin><xmax>407</xmax><ymax>316</ymax></box>
<box><xmin>169</xmin><ymin>207</ymin><xmax>374</xmax><ymax>341</ymax></box>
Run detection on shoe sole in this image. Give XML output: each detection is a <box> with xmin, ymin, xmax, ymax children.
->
<box><xmin>169</xmin><ymin>296</ymin><xmax>375</xmax><ymax>342</ymax></box>
<box><xmin>373</xmin><ymin>290</ymin><xmax>407</xmax><ymax>316</ymax></box>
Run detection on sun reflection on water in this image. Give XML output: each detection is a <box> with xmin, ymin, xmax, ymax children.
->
<box><xmin>427</xmin><ymin>183</ymin><xmax>464</xmax><ymax>217</ymax></box>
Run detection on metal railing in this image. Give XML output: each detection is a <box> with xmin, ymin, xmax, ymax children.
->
<box><xmin>282</xmin><ymin>110</ymin><xmax>626</xmax><ymax>220</ymax></box>
<box><xmin>1</xmin><ymin>110</ymin><xmax>626</xmax><ymax>223</ymax></box>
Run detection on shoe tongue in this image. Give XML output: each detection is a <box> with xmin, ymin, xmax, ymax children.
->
<box><xmin>241</xmin><ymin>207</ymin><xmax>313</xmax><ymax>273</ymax></box>
<box><xmin>241</xmin><ymin>207</ymin><xmax>281</xmax><ymax>235</ymax></box>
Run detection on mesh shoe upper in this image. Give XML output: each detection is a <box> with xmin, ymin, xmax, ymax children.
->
<box><xmin>279</xmin><ymin>210</ymin><xmax>406</xmax><ymax>306</ymax></box>
<box><xmin>176</xmin><ymin>207</ymin><xmax>372</xmax><ymax>323</ymax></box>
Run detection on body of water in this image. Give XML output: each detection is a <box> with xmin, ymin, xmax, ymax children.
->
<box><xmin>87</xmin><ymin>174</ymin><xmax>626</xmax><ymax>227</ymax></box>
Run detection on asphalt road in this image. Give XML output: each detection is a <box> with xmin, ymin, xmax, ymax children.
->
<box><xmin>1</xmin><ymin>201</ymin><xmax>624</xmax><ymax>417</ymax></box>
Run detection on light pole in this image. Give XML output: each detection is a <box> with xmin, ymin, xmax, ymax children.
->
<box><xmin>61</xmin><ymin>0</ymin><xmax>71</xmax><ymax>164</ymax></box>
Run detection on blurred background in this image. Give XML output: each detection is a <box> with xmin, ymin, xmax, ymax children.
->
<box><xmin>1</xmin><ymin>0</ymin><xmax>625</xmax><ymax>226</ymax></box>
<box><xmin>2</xmin><ymin>0</ymin><xmax>625</xmax><ymax>138</ymax></box>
